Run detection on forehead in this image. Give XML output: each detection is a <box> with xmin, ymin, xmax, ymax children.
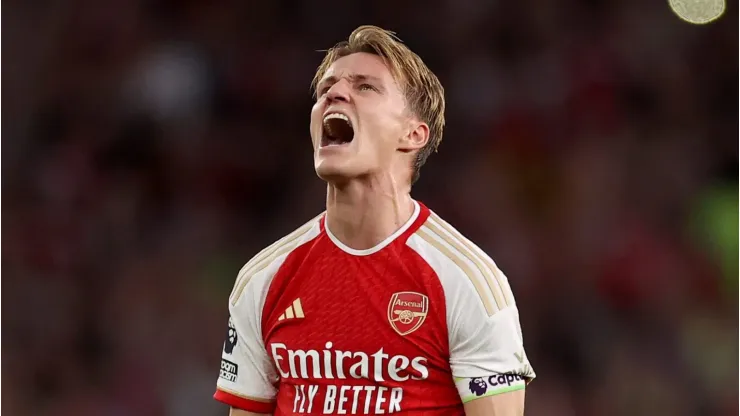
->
<box><xmin>321</xmin><ymin>52</ymin><xmax>398</xmax><ymax>86</ymax></box>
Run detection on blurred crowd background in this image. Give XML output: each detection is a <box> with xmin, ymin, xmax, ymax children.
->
<box><xmin>2</xmin><ymin>0</ymin><xmax>738</xmax><ymax>415</ymax></box>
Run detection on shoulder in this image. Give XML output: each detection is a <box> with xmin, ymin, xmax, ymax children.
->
<box><xmin>406</xmin><ymin>211</ymin><xmax>536</xmax><ymax>383</ymax></box>
<box><xmin>229</xmin><ymin>213</ymin><xmax>324</xmax><ymax>306</ymax></box>
<box><xmin>405</xmin><ymin>209</ymin><xmax>515</xmax><ymax>317</ymax></box>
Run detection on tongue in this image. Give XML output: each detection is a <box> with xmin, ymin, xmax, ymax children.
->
<box><xmin>325</xmin><ymin>118</ymin><xmax>353</xmax><ymax>143</ymax></box>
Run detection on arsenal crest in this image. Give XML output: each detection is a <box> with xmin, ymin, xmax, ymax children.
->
<box><xmin>387</xmin><ymin>292</ymin><xmax>429</xmax><ymax>336</ymax></box>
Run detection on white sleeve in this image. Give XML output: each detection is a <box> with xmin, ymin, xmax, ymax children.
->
<box><xmin>445</xmin><ymin>269</ymin><xmax>536</xmax><ymax>402</ymax></box>
<box><xmin>214</xmin><ymin>266</ymin><xmax>278</xmax><ymax>413</ymax></box>
<box><xmin>406</xmin><ymin>228</ymin><xmax>535</xmax><ymax>404</ymax></box>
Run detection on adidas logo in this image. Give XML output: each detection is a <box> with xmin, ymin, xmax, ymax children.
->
<box><xmin>278</xmin><ymin>298</ymin><xmax>305</xmax><ymax>321</ymax></box>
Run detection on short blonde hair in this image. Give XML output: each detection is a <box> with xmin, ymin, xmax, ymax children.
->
<box><xmin>312</xmin><ymin>25</ymin><xmax>446</xmax><ymax>185</ymax></box>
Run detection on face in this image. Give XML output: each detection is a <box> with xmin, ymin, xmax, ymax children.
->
<box><xmin>310</xmin><ymin>52</ymin><xmax>425</xmax><ymax>183</ymax></box>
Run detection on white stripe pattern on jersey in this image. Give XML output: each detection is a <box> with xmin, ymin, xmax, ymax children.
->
<box><xmin>416</xmin><ymin>214</ymin><xmax>513</xmax><ymax>316</ymax></box>
<box><xmin>230</xmin><ymin>213</ymin><xmax>323</xmax><ymax>305</ymax></box>
<box><xmin>428</xmin><ymin>213</ymin><xmax>514</xmax><ymax>306</ymax></box>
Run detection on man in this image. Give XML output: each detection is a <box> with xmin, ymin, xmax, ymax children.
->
<box><xmin>214</xmin><ymin>25</ymin><xmax>535</xmax><ymax>415</ymax></box>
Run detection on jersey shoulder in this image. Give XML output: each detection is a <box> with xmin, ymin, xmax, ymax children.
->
<box><xmin>405</xmin><ymin>209</ymin><xmax>516</xmax><ymax>317</ymax></box>
<box><xmin>229</xmin><ymin>212</ymin><xmax>324</xmax><ymax>306</ymax></box>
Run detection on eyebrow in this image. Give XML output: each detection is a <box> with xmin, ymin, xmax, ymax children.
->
<box><xmin>317</xmin><ymin>74</ymin><xmax>384</xmax><ymax>90</ymax></box>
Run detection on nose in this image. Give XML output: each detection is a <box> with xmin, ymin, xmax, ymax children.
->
<box><xmin>326</xmin><ymin>80</ymin><xmax>350</xmax><ymax>103</ymax></box>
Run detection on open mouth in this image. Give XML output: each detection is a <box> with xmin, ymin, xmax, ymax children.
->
<box><xmin>321</xmin><ymin>113</ymin><xmax>354</xmax><ymax>147</ymax></box>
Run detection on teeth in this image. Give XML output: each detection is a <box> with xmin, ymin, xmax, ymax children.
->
<box><xmin>323</xmin><ymin>113</ymin><xmax>350</xmax><ymax>124</ymax></box>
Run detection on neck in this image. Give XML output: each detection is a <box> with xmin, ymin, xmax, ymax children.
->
<box><xmin>325</xmin><ymin>174</ymin><xmax>415</xmax><ymax>251</ymax></box>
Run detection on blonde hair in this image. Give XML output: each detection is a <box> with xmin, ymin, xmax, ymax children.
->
<box><xmin>312</xmin><ymin>25</ymin><xmax>446</xmax><ymax>184</ymax></box>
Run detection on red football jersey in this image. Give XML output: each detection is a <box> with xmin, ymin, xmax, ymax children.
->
<box><xmin>214</xmin><ymin>201</ymin><xmax>535</xmax><ymax>415</ymax></box>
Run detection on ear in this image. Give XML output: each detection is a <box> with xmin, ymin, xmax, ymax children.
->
<box><xmin>398</xmin><ymin>120</ymin><xmax>429</xmax><ymax>152</ymax></box>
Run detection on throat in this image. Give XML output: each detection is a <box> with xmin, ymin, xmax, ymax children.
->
<box><xmin>324</xmin><ymin>191</ymin><xmax>418</xmax><ymax>254</ymax></box>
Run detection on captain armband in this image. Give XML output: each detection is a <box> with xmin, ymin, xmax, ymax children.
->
<box><xmin>456</xmin><ymin>373</ymin><xmax>527</xmax><ymax>403</ymax></box>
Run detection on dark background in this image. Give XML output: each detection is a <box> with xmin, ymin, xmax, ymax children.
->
<box><xmin>2</xmin><ymin>0</ymin><xmax>738</xmax><ymax>415</ymax></box>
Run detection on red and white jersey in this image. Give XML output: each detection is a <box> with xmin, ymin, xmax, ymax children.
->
<box><xmin>214</xmin><ymin>201</ymin><xmax>535</xmax><ymax>415</ymax></box>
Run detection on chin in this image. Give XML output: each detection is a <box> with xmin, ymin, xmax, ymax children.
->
<box><xmin>315</xmin><ymin>163</ymin><xmax>350</xmax><ymax>183</ymax></box>
<box><xmin>314</xmin><ymin>158</ymin><xmax>365</xmax><ymax>183</ymax></box>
